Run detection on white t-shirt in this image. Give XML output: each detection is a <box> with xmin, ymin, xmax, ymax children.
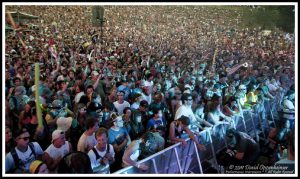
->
<box><xmin>5</xmin><ymin>142</ymin><xmax>44</xmax><ymax>173</ymax></box>
<box><xmin>283</xmin><ymin>99</ymin><xmax>295</xmax><ymax>111</ymax></box>
<box><xmin>122</xmin><ymin>140</ymin><xmax>141</xmax><ymax>167</ymax></box>
<box><xmin>174</xmin><ymin>105</ymin><xmax>198</xmax><ymax>132</ymax></box>
<box><xmin>74</xmin><ymin>92</ymin><xmax>85</xmax><ymax>104</ymax></box>
<box><xmin>88</xmin><ymin>144</ymin><xmax>115</xmax><ymax>174</ymax></box>
<box><xmin>141</xmin><ymin>93</ymin><xmax>152</xmax><ymax>105</ymax></box>
<box><xmin>174</xmin><ymin>105</ymin><xmax>196</xmax><ymax>123</ymax></box>
<box><xmin>113</xmin><ymin>100</ymin><xmax>130</xmax><ymax>115</ymax></box>
<box><xmin>45</xmin><ymin>141</ymin><xmax>71</xmax><ymax>173</ymax></box>
<box><xmin>77</xmin><ymin>132</ymin><xmax>97</xmax><ymax>153</ymax></box>
<box><xmin>144</xmin><ymin>80</ymin><xmax>153</xmax><ymax>88</ymax></box>
<box><xmin>267</xmin><ymin>83</ymin><xmax>278</xmax><ymax>93</ymax></box>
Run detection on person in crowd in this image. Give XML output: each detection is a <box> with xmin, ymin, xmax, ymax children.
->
<box><xmin>29</xmin><ymin>160</ymin><xmax>49</xmax><ymax>174</ymax></box>
<box><xmin>18</xmin><ymin>100</ymin><xmax>36</xmax><ymax>129</ymax></box>
<box><xmin>128</xmin><ymin>110</ymin><xmax>145</xmax><ymax>140</ymax></box>
<box><xmin>174</xmin><ymin>93</ymin><xmax>199</xmax><ymax>132</ymax></box>
<box><xmin>87</xmin><ymin>70</ymin><xmax>107</xmax><ymax>101</ymax></box>
<box><xmin>113</xmin><ymin>90</ymin><xmax>130</xmax><ymax>115</ymax></box>
<box><xmin>122</xmin><ymin>132</ymin><xmax>153</xmax><ymax>171</ymax></box>
<box><xmin>77</xmin><ymin>117</ymin><xmax>99</xmax><ymax>153</ymax></box>
<box><xmin>117</xmin><ymin>78</ymin><xmax>131</xmax><ymax>101</ymax></box>
<box><xmin>85</xmin><ymin>84</ymin><xmax>102</xmax><ymax>105</ymax></box>
<box><xmin>5</xmin><ymin>126</ymin><xmax>14</xmax><ymax>154</ymax></box>
<box><xmin>6</xmin><ymin>128</ymin><xmax>44</xmax><ymax>173</ymax></box>
<box><xmin>131</xmin><ymin>93</ymin><xmax>143</xmax><ymax>110</ymax></box>
<box><xmin>88</xmin><ymin>127</ymin><xmax>115</xmax><ymax>174</ymax></box>
<box><xmin>43</xmin><ymin>129</ymin><xmax>72</xmax><ymax>173</ymax></box>
<box><xmin>223</xmin><ymin>96</ymin><xmax>244</xmax><ymax>125</ymax></box>
<box><xmin>108</xmin><ymin>116</ymin><xmax>131</xmax><ymax>172</ymax></box>
<box><xmin>45</xmin><ymin>99</ymin><xmax>74</xmax><ymax>134</ymax></box>
<box><xmin>122</xmin><ymin>107</ymin><xmax>133</xmax><ymax>137</ymax></box>
<box><xmin>194</xmin><ymin>101</ymin><xmax>213</xmax><ymax>130</ymax></box>
<box><xmin>57</xmin><ymin>151</ymin><xmax>93</xmax><ymax>174</ymax></box>
<box><xmin>169</xmin><ymin>115</ymin><xmax>206</xmax><ymax>151</ymax></box>
<box><xmin>132</xmin><ymin>100</ymin><xmax>150</xmax><ymax>129</ymax></box>
<box><xmin>207</xmin><ymin>94</ymin><xmax>232</xmax><ymax>126</ymax></box>
<box><xmin>149</xmin><ymin>92</ymin><xmax>169</xmax><ymax>117</ymax></box>
<box><xmin>8</xmin><ymin>86</ymin><xmax>30</xmax><ymax>131</ymax></box>
<box><xmin>223</xmin><ymin>128</ymin><xmax>260</xmax><ymax>166</ymax></box>
<box><xmin>86</xmin><ymin>101</ymin><xmax>104</xmax><ymax>124</ymax></box>
<box><xmin>275</xmin><ymin>131</ymin><xmax>294</xmax><ymax>171</ymax></box>
<box><xmin>146</xmin><ymin>109</ymin><xmax>167</xmax><ymax>137</ymax></box>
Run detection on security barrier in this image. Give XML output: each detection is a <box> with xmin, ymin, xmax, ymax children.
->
<box><xmin>113</xmin><ymin>93</ymin><xmax>291</xmax><ymax>174</ymax></box>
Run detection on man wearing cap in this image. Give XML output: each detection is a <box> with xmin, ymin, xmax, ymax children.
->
<box><xmin>5</xmin><ymin>128</ymin><xmax>44</xmax><ymax>173</ymax></box>
<box><xmin>141</xmin><ymin>83</ymin><xmax>152</xmax><ymax>105</ymax></box>
<box><xmin>43</xmin><ymin>129</ymin><xmax>72</xmax><ymax>173</ymax></box>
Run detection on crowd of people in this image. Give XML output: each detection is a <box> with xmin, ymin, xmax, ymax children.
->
<box><xmin>4</xmin><ymin>5</ymin><xmax>295</xmax><ymax>174</ymax></box>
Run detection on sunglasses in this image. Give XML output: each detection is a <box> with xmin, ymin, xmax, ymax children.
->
<box><xmin>187</xmin><ymin>98</ymin><xmax>193</xmax><ymax>101</ymax></box>
<box><xmin>19</xmin><ymin>136</ymin><xmax>30</xmax><ymax>141</ymax></box>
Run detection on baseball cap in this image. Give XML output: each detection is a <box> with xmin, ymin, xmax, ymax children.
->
<box><xmin>91</xmin><ymin>71</ymin><xmax>99</xmax><ymax>76</ymax></box>
<box><xmin>29</xmin><ymin>160</ymin><xmax>44</xmax><ymax>174</ymax></box>
<box><xmin>238</xmin><ymin>84</ymin><xmax>246</xmax><ymax>90</ymax></box>
<box><xmin>14</xmin><ymin>86</ymin><xmax>26</xmax><ymax>96</ymax></box>
<box><xmin>140</xmin><ymin>100</ymin><xmax>149</xmax><ymax>107</ymax></box>
<box><xmin>14</xmin><ymin>128</ymin><xmax>29</xmax><ymax>138</ymax></box>
<box><xmin>52</xmin><ymin>129</ymin><xmax>65</xmax><ymax>142</ymax></box>
<box><xmin>51</xmin><ymin>99</ymin><xmax>63</xmax><ymax>109</ymax></box>
<box><xmin>56</xmin><ymin>117</ymin><xmax>73</xmax><ymax>132</ymax></box>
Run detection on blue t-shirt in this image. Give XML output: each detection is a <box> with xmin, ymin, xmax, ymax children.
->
<box><xmin>108</xmin><ymin>127</ymin><xmax>129</xmax><ymax>154</ymax></box>
<box><xmin>146</xmin><ymin>117</ymin><xmax>167</xmax><ymax>130</ymax></box>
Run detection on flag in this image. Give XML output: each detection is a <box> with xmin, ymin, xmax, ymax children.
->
<box><xmin>49</xmin><ymin>45</ymin><xmax>57</xmax><ymax>59</ymax></box>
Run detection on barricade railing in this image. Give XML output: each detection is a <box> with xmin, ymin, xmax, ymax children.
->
<box><xmin>113</xmin><ymin>123</ymin><xmax>230</xmax><ymax>174</ymax></box>
<box><xmin>113</xmin><ymin>93</ymin><xmax>287</xmax><ymax>174</ymax></box>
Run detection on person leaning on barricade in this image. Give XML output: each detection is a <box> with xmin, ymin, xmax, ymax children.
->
<box><xmin>122</xmin><ymin>132</ymin><xmax>162</xmax><ymax>171</ymax></box>
<box><xmin>216</xmin><ymin>128</ymin><xmax>260</xmax><ymax>167</ymax></box>
<box><xmin>168</xmin><ymin>115</ymin><xmax>206</xmax><ymax>151</ymax></box>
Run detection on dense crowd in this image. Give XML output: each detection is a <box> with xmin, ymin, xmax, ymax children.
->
<box><xmin>4</xmin><ymin>5</ymin><xmax>295</xmax><ymax>174</ymax></box>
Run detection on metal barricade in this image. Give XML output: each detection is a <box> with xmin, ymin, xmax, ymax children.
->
<box><xmin>113</xmin><ymin>94</ymin><xmax>287</xmax><ymax>174</ymax></box>
<box><xmin>113</xmin><ymin>123</ymin><xmax>230</xmax><ymax>174</ymax></box>
<box><xmin>114</xmin><ymin>137</ymin><xmax>202</xmax><ymax>174</ymax></box>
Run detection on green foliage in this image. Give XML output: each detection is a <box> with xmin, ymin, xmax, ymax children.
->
<box><xmin>240</xmin><ymin>6</ymin><xmax>295</xmax><ymax>33</ymax></box>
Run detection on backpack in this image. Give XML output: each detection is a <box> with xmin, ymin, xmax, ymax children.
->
<box><xmin>92</xmin><ymin>144</ymin><xmax>110</xmax><ymax>161</ymax></box>
<box><xmin>91</xmin><ymin>144</ymin><xmax>111</xmax><ymax>173</ymax></box>
<box><xmin>11</xmin><ymin>142</ymin><xmax>36</xmax><ymax>171</ymax></box>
